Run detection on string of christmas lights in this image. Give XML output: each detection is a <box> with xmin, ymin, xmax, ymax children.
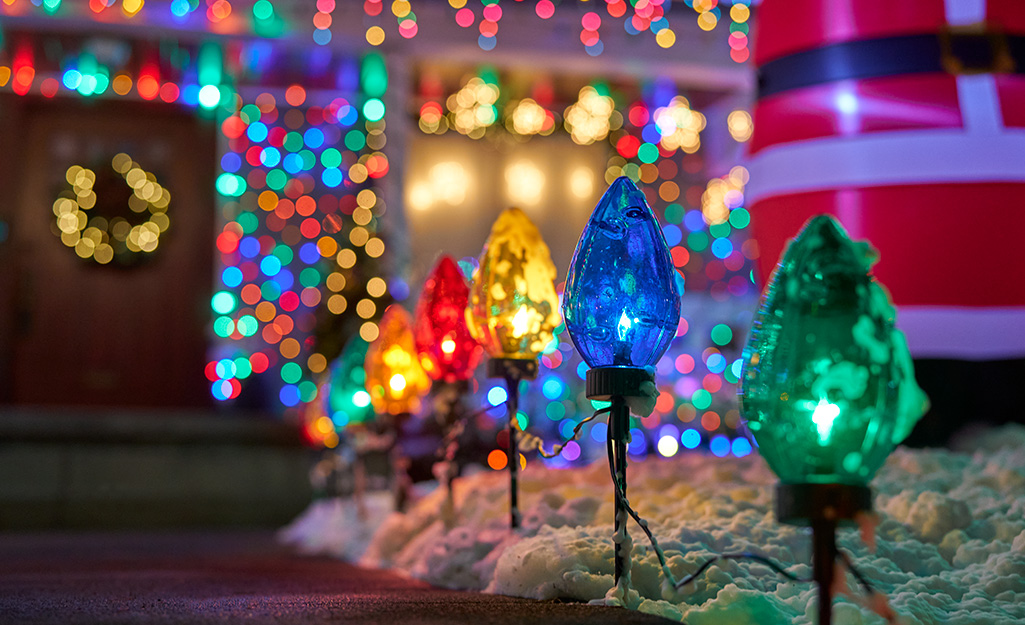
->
<box><xmin>406</xmin><ymin>67</ymin><xmax>759</xmax><ymax>469</ymax></box>
<box><xmin>0</xmin><ymin>0</ymin><xmax>749</xmax><ymax>64</ymax></box>
<box><xmin>209</xmin><ymin>53</ymin><xmax>394</xmax><ymax>422</ymax></box>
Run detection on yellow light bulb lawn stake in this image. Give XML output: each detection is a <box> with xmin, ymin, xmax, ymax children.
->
<box><xmin>467</xmin><ymin>207</ymin><xmax>560</xmax><ymax>529</ymax></box>
<box><xmin>364</xmin><ymin>305</ymin><xmax>432</xmax><ymax>512</ymax></box>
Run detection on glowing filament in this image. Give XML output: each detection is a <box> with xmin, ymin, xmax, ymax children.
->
<box><xmin>511</xmin><ymin>305</ymin><xmax>533</xmax><ymax>337</ymax></box>
<box><xmin>440</xmin><ymin>338</ymin><xmax>456</xmax><ymax>354</ymax></box>
<box><xmin>616</xmin><ymin>311</ymin><xmax>633</xmax><ymax>341</ymax></box>
<box><xmin>811</xmin><ymin>399</ymin><xmax>841</xmax><ymax>443</ymax></box>
<box><xmin>389</xmin><ymin>374</ymin><xmax>407</xmax><ymax>392</ymax></box>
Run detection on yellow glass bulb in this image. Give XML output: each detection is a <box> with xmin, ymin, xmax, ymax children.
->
<box><xmin>467</xmin><ymin>207</ymin><xmax>561</xmax><ymax>359</ymax></box>
<box><xmin>364</xmin><ymin>305</ymin><xmax>430</xmax><ymax>415</ymax></box>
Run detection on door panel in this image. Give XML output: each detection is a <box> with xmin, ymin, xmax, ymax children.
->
<box><xmin>8</xmin><ymin>99</ymin><xmax>214</xmax><ymax>407</ymax></box>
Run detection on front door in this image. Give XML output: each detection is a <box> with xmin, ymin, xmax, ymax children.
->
<box><xmin>4</xmin><ymin>98</ymin><xmax>214</xmax><ymax>408</ymax></box>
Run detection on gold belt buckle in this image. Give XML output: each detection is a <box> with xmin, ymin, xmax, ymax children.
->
<box><xmin>939</xmin><ymin>22</ymin><xmax>1016</xmax><ymax>75</ymax></box>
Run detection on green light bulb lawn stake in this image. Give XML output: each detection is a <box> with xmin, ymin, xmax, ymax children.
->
<box><xmin>740</xmin><ymin>215</ymin><xmax>929</xmax><ymax>625</ymax></box>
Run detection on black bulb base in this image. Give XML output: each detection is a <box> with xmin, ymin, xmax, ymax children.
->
<box><xmin>487</xmin><ymin>357</ymin><xmax>538</xmax><ymax>381</ymax></box>
<box><xmin>430</xmin><ymin>379</ymin><xmax>470</xmax><ymax>395</ymax></box>
<box><xmin>775</xmin><ymin>483</ymin><xmax>872</xmax><ymax>526</ymax></box>
<box><xmin>585</xmin><ymin>366</ymin><xmax>653</xmax><ymax>400</ymax></box>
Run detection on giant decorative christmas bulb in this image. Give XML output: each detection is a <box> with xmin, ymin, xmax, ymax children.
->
<box><xmin>328</xmin><ymin>335</ymin><xmax>374</xmax><ymax>427</ymax></box>
<box><xmin>467</xmin><ymin>208</ymin><xmax>560</xmax><ymax>359</ymax></box>
<box><xmin>414</xmin><ymin>255</ymin><xmax>483</xmax><ymax>383</ymax></box>
<box><xmin>364</xmin><ymin>305</ymin><xmax>431</xmax><ymax>415</ymax></box>
<box><xmin>563</xmin><ymin>176</ymin><xmax>681</xmax><ymax>368</ymax></box>
<box><xmin>740</xmin><ymin>215</ymin><xmax>929</xmax><ymax>485</ymax></box>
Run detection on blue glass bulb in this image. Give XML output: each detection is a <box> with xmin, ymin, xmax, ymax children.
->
<box><xmin>563</xmin><ymin>177</ymin><xmax>682</xmax><ymax>368</ymax></box>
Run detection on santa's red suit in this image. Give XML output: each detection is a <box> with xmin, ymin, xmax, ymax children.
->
<box><xmin>746</xmin><ymin>0</ymin><xmax>1025</xmax><ymax>442</ymax></box>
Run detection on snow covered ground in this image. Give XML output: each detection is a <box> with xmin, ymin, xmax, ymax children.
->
<box><xmin>281</xmin><ymin>425</ymin><xmax>1025</xmax><ymax>624</ymax></box>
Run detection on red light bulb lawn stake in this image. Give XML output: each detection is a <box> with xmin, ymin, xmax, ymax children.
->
<box><xmin>563</xmin><ymin>178</ymin><xmax>681</xmax><ymax>590</ymax></box>
<box><xmin>413</xmin><ymin>255</ymin><xmax>484</xmax><ymax>525</ymax></box>
<box><xmin>740</xmin><ymin>216</ymin><xmax>928</xmax><ymax>625</ymax></box>
<box><xmin>467</xmin><ymin>208</ymin><xmax>561</xmax><ymax>530</ymax></box>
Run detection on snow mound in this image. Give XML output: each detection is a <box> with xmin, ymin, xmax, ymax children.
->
<box><xmin>297</xmin><ymin>427</ymin><xmax>1025</xmax><ymax>624</ymax></box>
<box><xmin>278</xmin><ymin>491</ymin><xmax>393</xmax><ymax>561</ymax></box>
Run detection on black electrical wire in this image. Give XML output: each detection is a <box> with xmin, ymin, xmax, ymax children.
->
<box><xmin>432</xmin><ymin>401</ymin><xmax>503</xmax><ymax>460</ymax></box>
<box><xmin>601</xmin><ymin>433</ymin><xmax>899</xmax><ymax>617</ymax></box>
<box><xmin>605</xmin><ymin>431</ymin><xmax>812</xmax><ymax>589</ymax></box>
<box><xmin>519</xmin><ymin>406</ymin><xmax>612</xmax><ymax>459</ymax></box>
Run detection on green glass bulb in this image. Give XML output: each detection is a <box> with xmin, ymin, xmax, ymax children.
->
<box><xmin>740</xmin><ymin>215</ymin><xmax>929</xmax><ymax>486</ymax></box>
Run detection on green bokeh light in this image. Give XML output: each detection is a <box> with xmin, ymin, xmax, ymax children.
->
<box><xmin>729</xmin><ymin>207</ymin><xmax>751</xmax><ymax>229</ymax></box>
<box><xmin>710</xmin><ymin>324</ymin><xmax>733</xmax><ymax>346</ymax></box>
<box><xmin>344</xmin><ymin>131</ymin><xmax>366</xmax><ymax>151</ymax></box>
<box><xmin>281</xmin><ymin>362</ymin><xmax>302</xmax><ymax>384</ymax></box>
<box><xmin>687</xmin><ymin>231</ymin><xmax>708</xmax><ymax>252</ymax></box>
<box><xmin>211</xmin><ymin>291</ymin><xmax>237</xmax><ymax>315</ymax></box>
<box><xmin>236</xmin><ymin>315</ymin><xmax>259</xmax><ymax>337</ymax></box>
<box><xmin>321</xmin><ymin>148</ymin><xmax>342</xmax><ymax>168</ymax></box>
<box><xmin>692</xmin><ymin>389</ymin><xmax>712</xmax><ymax>410</ymax></box>
<box><xmin>213</xmin><ymin>316</ymin><xmax>235</xmax><ymax>338</ymax></box>
<box><xmin>362</xmin><ymin>98</ymin><xmax>386</xmax><ymax>122</ymax></box>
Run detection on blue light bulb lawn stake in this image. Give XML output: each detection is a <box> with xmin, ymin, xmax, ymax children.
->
<box><xmin>564</xmin><ymin>177</ymin><xmax>682</xmax><ymax>585</ymax></box>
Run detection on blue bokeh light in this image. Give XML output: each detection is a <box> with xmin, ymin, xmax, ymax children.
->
<box><xmin>684</xmin><ymin>210</ymin><xmax>706</xmax><ymax>232</ymax></box>
<box><xmin>299</xmin><ymin>242</ymin><xmax>321</xmax><ymax>265</ymax></box>
<box><xmin>681</xmin><ymin>428</ymin><xmax>701</xmax><ymax>449</ymax></box>
<box><xmin>628</xmin><ymin>428</ymin><xmax>647</xmax><ymax>455</ymax></box>
<box><xmin>706</xmin><ymin>353</ymin><xmax>727</xmax><ymax>374</ymax></box>
<box><xmin>662</xmin><ymin>223</ymin><xmax>683</xmax><ymax>247</ymax></box>
<box><xmin>247</xmin><ymin>122</ymin><xmax>268</xmax><ymax>142</ymax></box>
<box><xmin>221</xmin><ymin>266</ymin><xmax>243</xmax><ymax>288</ymax></box>
<box><xmin>710</xmin><ymin>435</ymin><xmax>731</xmax><ymax>457</ymax></box>
<box><xmin>487</xmin><ymin>386</ymin><xmax>508</xmax><ymax>406</ymax></box>
<box><xmin>279</xmin><ymin>384</ymin><xmax>301</xmax><ymax>407</ymax></box>
<box><xmin>542</xmin><ymin>377</ymin><xmax>564</xmax><ymax>400</ymax></box>
<box><xmin>239</xmin><ymin>237</ymin><xmax>260</xmax><ymax>258</ymax></box>
<box><xmin>732</xmin><ymin>437</ymin><xmax>753</xmax><ymax>457</ymax></box>
<box><xmin>260</xmin><ymin>255</ymin><xmax>282</xmax><ymax>277</ymax></box>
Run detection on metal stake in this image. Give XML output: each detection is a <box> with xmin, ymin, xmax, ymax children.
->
<box><xmin>506</xmin><ymin>374</ymin><xmax>520</xmax><ymax>529</ymax></box>
<box><xmin>610</xmin><ymin>394</ymin><xmax>629</xmax><ymax>583</ymax></box>
<box><xmin>812</xmin><ymin>519</ymin><xmax>837</xmax><ymax>625</ymax></box>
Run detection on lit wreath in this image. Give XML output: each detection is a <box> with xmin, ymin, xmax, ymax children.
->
<box><xmin>53</xmin><ymin>153</ymin><xmax>170</xmax><ymax>266</ymax></box>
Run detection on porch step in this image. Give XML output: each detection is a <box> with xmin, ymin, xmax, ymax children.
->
<box><xmin>0</xmin><ymin>409</ymin><xmax>313</xmax><ymax>529</ymax></box>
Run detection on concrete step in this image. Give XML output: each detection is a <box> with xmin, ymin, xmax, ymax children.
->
<box><xmin>0</xmin><ymin>409</ymin><xmax>314</xmax><ymax>529</ymax></box>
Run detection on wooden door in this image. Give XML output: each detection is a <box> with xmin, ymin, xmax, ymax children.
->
<box><xmin>3</xmin><ymin>99</ymin><xmax>214</xmax><ymax>407</ymax></box>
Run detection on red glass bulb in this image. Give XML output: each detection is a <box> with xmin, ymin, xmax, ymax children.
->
<box><xmin>414</xmin><ymin>256</ymin><xmax>484</xmax><ymax>383</ymax></box>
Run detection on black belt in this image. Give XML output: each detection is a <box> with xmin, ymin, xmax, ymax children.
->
<box><xmin>758</xmin><ymin>29</ymin><xmax>1025</xmax><ymax>99</ymax></box>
